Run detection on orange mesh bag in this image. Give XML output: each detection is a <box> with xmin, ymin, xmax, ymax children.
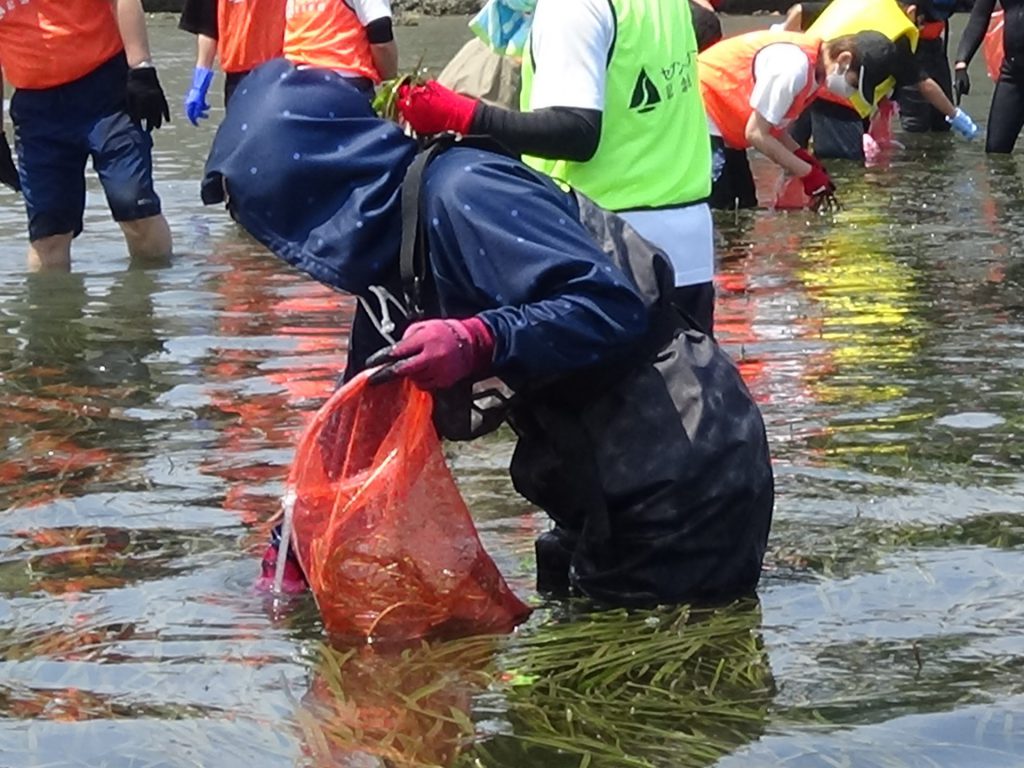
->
<box><xmin>985</xmin><ymin>10</ymin><xmax>1005</xmax><ymax>82</ymax></box>
<box><xmin>285</xmin><ymin>370</ymin><xmax>531</xmax><ymax>641</ymax></box>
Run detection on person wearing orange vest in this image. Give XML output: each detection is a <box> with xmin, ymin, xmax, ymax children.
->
<box><xmin>700</xmin><ymin>29</ymin><xmax>899</xmax><ymax>210</ymax></box>
<box><xmin>179</xmin><ymin>0</ymin><xmax>287</xmax><ymax>125</ymax></box>
<box><xmin>284</xmin><ymin>0</ymin><xmax>398</xmax><ymax>97</ymax></box>
<box><xmin>783</xmin><ymin>2</ymin><xmax>976</xmax><ymax>161</ymax></box>
<box><xmin>0</xmin><ymin>0</ymin><xmax>172</xmax><ymax>271</ymax></box>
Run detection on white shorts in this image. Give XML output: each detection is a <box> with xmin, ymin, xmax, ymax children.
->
<box><xmin>619</xmin><ymin>203</ymin><xmax>715</xmax><ymax>287</ymax></box>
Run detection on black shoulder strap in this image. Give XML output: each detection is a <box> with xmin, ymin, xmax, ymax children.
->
<box><xmin>399</xmin><ymin>141</ymin><xmax>447</xmax><ymax>320</ymax></box>
<box><xmin>399</xmin><ymin>134</ymin><xmax>517</xmax><ymax>320</ymax></box>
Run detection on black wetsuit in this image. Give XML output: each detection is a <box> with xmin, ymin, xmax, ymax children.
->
<box><xmin>957</xmin><ymin>0</ymin><xmax>1024</xmax><ymax>153</ymax></box>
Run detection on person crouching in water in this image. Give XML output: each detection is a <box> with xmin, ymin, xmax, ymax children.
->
<box><xmin>700</xmin><ymin>30</ymin><xmax>899</xmax><ymax>211</ymax></box>
<box><xmin>782</xmin><ymin>0</ymin><xmax>977</xmax><ymax>162</ymax></box>
<box><xmin>201</xmin><ymin>60</ymin><xmax>775</xmax><ymax>608</ymax></box>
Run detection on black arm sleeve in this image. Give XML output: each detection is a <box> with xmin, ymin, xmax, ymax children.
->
<box><xmin>955</xmin><ymin>0</ymin><xmax>997</xmax><ymax>65</ymax></box>
<box><xmin>365</xmin><ymin>17</ymin><xmax>394</xmax><ymax>44</ymax></box>
<box><xmin>470</xmin><ymin>105</ymin><xmax>603</xmax><ymax>162</ymax></box>
<box><xmin>894</xmin><ymin>35</ymin><xmax>926</xmax><ymax>87</ymax></box>
<box><xmin>179</xmin><ymin>0</ymin><xmax>218</xmax><ymax>39</ymax></box>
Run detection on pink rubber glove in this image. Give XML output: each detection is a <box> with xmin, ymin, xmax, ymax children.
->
<box><xmin>254</xmin><ymin>541</ymin><xmax>308</xmax><ymax>595</ymax></box>
<box><xmin>862</xmin><ymin>133</ymin><xmax>881</xmax><ymax>164</ymax></box>
<box><xmin>396</xmin><ymin>81</ymin><xmax>479</xmax><ymax>136</ymax></box>
<box><xmin>367</xmin><ymin>317</ymin><xmax>495</xmax><ymax>390</ymax></box>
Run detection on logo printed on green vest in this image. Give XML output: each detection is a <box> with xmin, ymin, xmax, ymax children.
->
<box><xmin>629</xmin><ymin>67</ymin><xmax>662</xmax><ymax>113</ymax></box>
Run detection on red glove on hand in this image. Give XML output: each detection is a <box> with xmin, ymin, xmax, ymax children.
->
<box><xmin>794</xmin><ymin>148</ymin><xmax>825</xmax><ymax>172</ymax></box>
<box><xmin>801</xmin><ymin>164</ymin><xmax>835</xmax><ymax>197</ymax></box>
<box><xmin>367</xmin><ymin>317</ymin><xmax>495</xmax><ymax>391</ymax></box>
<box><xmin>396</xmin><ymin>81</ymin><xmax>479</xmax><ymax>136</ymax></box>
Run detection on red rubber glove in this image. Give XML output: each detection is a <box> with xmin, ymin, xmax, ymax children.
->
<box><xmin>794</xmin><ymin>147</ymin><xmax>824</xmax><ymax>172</ymax></box>
<box><xmin>396</xmin><ymin>81</ymin><xmax>480</xmax><ymax>136</ymax></box>
<box><xmin>367</xmin><ymin>317</ymin><xmax>495</xmax><ymax>390</ymax></box>
<box><xmin>801</xmin><ymin>164</ymin><xmax>835</xmax><ymax>197</ymax></box>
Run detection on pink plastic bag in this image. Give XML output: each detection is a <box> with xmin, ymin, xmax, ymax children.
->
<box><xmin>772</xmin><ymin>174</ymin><xmax>810</xmax><ymax>210</ymax></box>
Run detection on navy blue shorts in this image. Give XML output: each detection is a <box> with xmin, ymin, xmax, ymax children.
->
<box><xmin>10</xmin><ymin>53</ymin><xmax>162</xmax><ymax>242</ymax></box>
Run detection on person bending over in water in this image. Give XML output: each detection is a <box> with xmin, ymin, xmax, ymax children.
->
<box><xmin>699</xmin><ymin>29</ymin><xmax>899</xmax><ymax>210</ymax></box>
<box><xmin>782</xmin><ymin>0</ymin><xmax>978</xmax><ymax>162</ymax></box>
<box><xmin>202</xmin><ymin>59</ymin><xmax>775</xmax><ymax>608</ymax></box>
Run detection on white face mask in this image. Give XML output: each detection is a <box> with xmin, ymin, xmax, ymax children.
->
<box><xmin>826</xmin><ymin>63</ymin><xmax>857</xmax><ymax>98</ymax></box>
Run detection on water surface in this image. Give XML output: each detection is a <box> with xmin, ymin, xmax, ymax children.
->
<box><xmin>1</xmin><ymin>13</ymin><xmax>1023</xmax><ymax>768</ymax></box>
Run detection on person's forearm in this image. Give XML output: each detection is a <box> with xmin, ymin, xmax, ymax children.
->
<box><xmin>781</xmin><ymin>4</ymin><xmax>803</xmax><ymax>32</ymax></box>
<box><xmin>371</xmin><ymin>42</ymin><xmax>398</xmax><ymax>81</ymax></box>
<box><xmin>919</xmin><ymin>77</ymin><xmax>957</xmax><ymax>118</ymax></box>
<box><xmin>196</xmin><ymin>34</ymin><xmax>217</xmax><ymax>70</ymax></box>
<box><xmin>955</xmin><ymin>0</ymin><xmax>997</xmax><ymax>66</ymax></box>
<box><xmin>778</xmin><ymin>131</ymin><xmax>801</xmax><ymax>152</ymax></box>
<box><xmin>756</xmin><ymin>135</ymin><xmax>811</xmax><ymax>176</ymax></box>
<box><xmin>746</xmin><ymin>114</ymin><xmax>811</xmax><ymax>176</ymax></box>
<box><xmin>112</xmin><ymin>0</ymin><xmax>155</xmax><ymax>67</ymax></box>
<box><xmin>472</xmin><ymin>105</ymin><xmax>601</xmax><ymax>161</ymax></box>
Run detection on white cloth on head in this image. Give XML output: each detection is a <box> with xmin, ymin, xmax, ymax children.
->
<box><xmin>470</xmin><ymin>0</ymin><xmax>538</xmax><ymax>57</ymax></box>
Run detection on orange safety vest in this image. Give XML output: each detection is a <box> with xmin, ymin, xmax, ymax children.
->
<box><xmin>0</xmin><ymin>0</ymin><xmax>124</xmax><ymax>90</ymax></box>
<box><xmin>219</xmin><ymin>0</ymin><xmax>287</xmax><ymax>74</ymax></box>
<box><xmin>699</xmin><ymin>31</ymin><xmax>823</xmax><ymax>150</ymax></box>
<box><xmin>284</xmin><ymin>0</ymin><xmax>380</xmax><ymax>82</ymax></box>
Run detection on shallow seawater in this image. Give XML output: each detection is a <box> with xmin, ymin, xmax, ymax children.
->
<box><xmin>1</xmin><ymin>13</ymin><xmax>1023</xmax><ymax>768</ymax></box>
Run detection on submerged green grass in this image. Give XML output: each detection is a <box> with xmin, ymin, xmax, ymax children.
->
<box><xmin>296</xmin><ymin>602</ymin><xmax>774</xmax><ymax>768</ymax></box>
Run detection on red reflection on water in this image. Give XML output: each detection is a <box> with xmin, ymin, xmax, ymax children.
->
<box><xmin>198</xmin><ymin>249</ymin><xmax>349</xmax><ymax>537</ymax></box>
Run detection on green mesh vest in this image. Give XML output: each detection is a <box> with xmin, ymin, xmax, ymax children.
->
<box><xmin>520</xmin><ymin>0</ymin><xmax>711</xmax><ymax>210</ymax></box>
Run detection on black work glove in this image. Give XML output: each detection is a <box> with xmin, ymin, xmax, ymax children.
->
<box><xmin>0</xmin><ymin>134</ymin><xmax>20</xmax><ymax>192</ymax></box>
<box><xmin>954</xmin><ymin>67</ymin><xmax>971</xmax><ymax>106</ymax></box>
<box><xmin>126</xmin><ymin>66</ymin><xmax>171</xmax><ymax>132</ymax></box>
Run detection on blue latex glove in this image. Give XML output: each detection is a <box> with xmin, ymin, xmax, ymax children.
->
<box><xmin>184</xmin><ymin>66</ymin><xmax>214</xmax><ymax>126</ymax></box>
<box><xmin>947</xmin><ymin>107</ymin><xmax>979</xmax><ymax>141</ymax></box>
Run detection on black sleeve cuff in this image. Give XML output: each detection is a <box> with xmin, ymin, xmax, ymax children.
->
<box><xmin>365</xmin><ymin>17</ymin><xmax>394</xmax><ymax>45</ymax></box>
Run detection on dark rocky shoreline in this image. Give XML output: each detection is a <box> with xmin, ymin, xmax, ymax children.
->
<box><xmin>142</xmin><ymin>1</ymin><xmax>801</xmax><ymax>15</ymax></box>
<box><xmin>142</xmin><ymin>0</ymin><xmax>973</xmax><ymax>16</ymax></box>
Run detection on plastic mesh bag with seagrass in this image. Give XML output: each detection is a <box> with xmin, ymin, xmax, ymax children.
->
<box><xmin>287</xmin><ymin>370</ymin><xmax>531</xmax><ymax>641</ymax></box>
